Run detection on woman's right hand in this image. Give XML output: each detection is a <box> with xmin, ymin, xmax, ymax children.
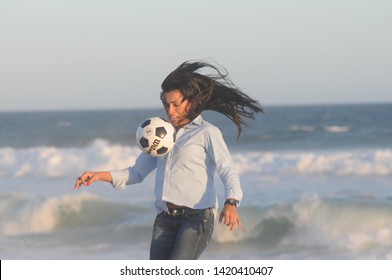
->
<box><xmin>74</xmin><ymin>172</ymin><xmax>98</xmax><ymax>189</ymax></box>
<box><xmin>74</xmin><ymin>171</ymin><xmax>113</xmax><ymax>189</ymax></box>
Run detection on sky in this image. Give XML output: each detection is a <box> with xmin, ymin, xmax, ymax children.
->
<box><xmin>0</xmin><ymin>0</ymin><xmax>391</xmax><ymax>112</ymax></box>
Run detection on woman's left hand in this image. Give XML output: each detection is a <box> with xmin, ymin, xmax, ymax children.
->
<box><xmin>219</xmin><ymin>204</ymin><xmax>241</xmax><ymax>231</ymax></box>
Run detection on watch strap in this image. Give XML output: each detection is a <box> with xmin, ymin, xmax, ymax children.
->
<box><xmin>224</xmin><ymin>198</ymin><xmax>239</xmax><ymax>207</ymax></box>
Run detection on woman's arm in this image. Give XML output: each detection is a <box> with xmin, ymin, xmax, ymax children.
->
<box><xmin>206</xmin><ymin>125</ymin><xmax>243</xmax><ymax>231</ymax></box>
<box><xmin>74</xmin><ymin>171</ymin><xmax>112</xmax><ymax>189</ymax></box>
<box><xmin>74</xmin><ymin>152</ymin><xmax>158</xmax><ymax>190</ymax></box>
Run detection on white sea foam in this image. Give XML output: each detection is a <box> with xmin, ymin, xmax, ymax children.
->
<box><xmin>283</xmin><ymin>198</ymin><xmax>392</xmax><ymax>258</ymax></box>
<box><xmin>233</xmin><ymin>149</ymin><xmax>392</xmax><ymax>176</ymax></box>
<box><xmin>0</xmin><ymin>192</ymin><xmax>94</xmax><ymax>235</ymax></box>
<box><xmin>1</xmin><ymin>140</ymin><xmax>392</xmax><ymax>178</ymax></box>
<box><xmin>0</xmin><ymin>139</ymin><xmax>139</xmax><ymax>179</ymax></box>
<box><xmin>323</xmin><ymin>125</ymin><xmax>351</xmax><ymax>133</ymax></box>
<box><xmin>212</xmin><ymin>197</ymin><xmax>392</xmax><ymax>259</ymax></box>
<box><xmin>289</xmin><ymin>125</ymin><xmax>350</xmax><ymax>133</ymax></box>
<box><xmin>2</xmin><ymin>191</ymin><xmax>392</xmax><ymax>259</ymax></box>
<box><xmin>0</xmin><ymin>192</ymin><xmax>148</xmax><ymax>236</ymax></box>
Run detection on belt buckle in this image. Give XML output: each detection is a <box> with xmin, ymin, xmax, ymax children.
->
<box><xmin>170</xmin><ymin>208</ymin><xmax>186</xmax><ymax>217</ymax></box>
<box><xmin>171</xmin><ymin>208</ymin><xmax>180</xmax><ymax>217</ymax></box>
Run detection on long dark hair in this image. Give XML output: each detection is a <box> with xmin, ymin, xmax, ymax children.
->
<box><xmin>160</xmin><ymin>60</ymin><xmax>263</xmax><ymax>138</ymax></box>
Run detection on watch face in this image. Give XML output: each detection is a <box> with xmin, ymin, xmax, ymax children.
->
<box><xmin>225</xmin><ymin>199</ymin><xmax>238</xmax><ymax>206</ymax></box>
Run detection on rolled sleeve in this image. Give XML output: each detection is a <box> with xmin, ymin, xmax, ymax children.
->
<box><xmin>110</xmin><ymin>169</ymin><xmax>130</xmax><ymax>190</ymax></box>
<box><xmin>110</xmin><ymin>153</ymin><xmax>157</xmax><ymax>190</ymax></box>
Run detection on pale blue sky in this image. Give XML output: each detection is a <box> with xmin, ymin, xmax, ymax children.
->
<box><xmin>1</xmin><ymin>0</ymin><xmax>391</xmax><ymax>111</ymax></box>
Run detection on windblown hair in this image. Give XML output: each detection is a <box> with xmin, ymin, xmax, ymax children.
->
<box><xmin>160</xmin><ymin>60</ymin><xmax>263</xmax><ymax>138</ymax></box>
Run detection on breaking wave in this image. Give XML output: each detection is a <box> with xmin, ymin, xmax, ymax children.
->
<box><xmin>0</xmin><ymin>192</ymin><xmax>150</xmax><ymax>236</ymax></box>
<box><xmin>1</xmin><ymin>139</ymin><xmax>391</xmax><ymax>179</ymax></box>
<box><xmin>2</xmin><ymin>193</ymin><xmax>392</xmax><ymax>259</ymax></box>
<box><xmin>213</xmin><ymin>197</ymin><xmax>392</xmax><ymax>259</ymax></box>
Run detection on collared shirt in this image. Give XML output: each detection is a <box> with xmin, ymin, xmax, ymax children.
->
<box><xmin>110</xmin><ymin>115</ymin><xmax>243</xmax><ymax>214</ymax></box>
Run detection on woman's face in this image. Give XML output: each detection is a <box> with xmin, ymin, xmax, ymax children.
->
<box><xmin>162</xmin><ymin>90</ymin><xmax>191</xmax><ymax>129</ymax></box>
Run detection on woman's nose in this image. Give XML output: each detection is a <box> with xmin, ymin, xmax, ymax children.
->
<box><xmin>167</xmin><ymin>104</ymin><xmax>175</xmax><ymax>116</ymax></box>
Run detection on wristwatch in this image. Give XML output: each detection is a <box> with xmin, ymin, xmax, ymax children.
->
<box><xmin>224</xmin><ymin>199</ymin><xmax>239</xmax><ymax>207</ymax></box>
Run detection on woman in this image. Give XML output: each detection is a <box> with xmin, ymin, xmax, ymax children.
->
<box><xmin>74</xmin><ymin>60</ymin><xmax>263</xmax><ymax>259</ymax></box>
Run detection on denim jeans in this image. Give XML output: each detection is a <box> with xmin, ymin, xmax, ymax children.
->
<box><xmin>150</xmin><ymin>208</ymin><xmax>214</xmax><ymax>260</ymax></box>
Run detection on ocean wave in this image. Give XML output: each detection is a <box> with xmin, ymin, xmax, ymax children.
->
<box><xmin>0</xmin><ymin>192</ymin><xmax>150</xmax><ymax>236</ymax></box>
<box><xmin>3</xmin><ymin>193</ymin><xmax>392</xmax><ymax>259</ymax></box>
<box><xmin>1</xmin><ymin>139</ymin><xmax>392</xmax><ymax>178</ymax></box>
<box><xmin>0</xmin><ymin>139</ymin><xmax>140</xmax><ymax>179</ymax></box>
<box><xmin>233</xmin><ymin>149</ymin><xmax>392</xmax><ymax>176</ymax></box>
<box><xmin>212</xmin><ymin>198</ymin><xmax>392</xmax><ymax>258</ymax></box>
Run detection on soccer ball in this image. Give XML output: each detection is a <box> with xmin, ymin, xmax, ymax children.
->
<box><xmin>136</xmin><ymin>117</ymin><xmax>176</xmax><ymax>157</ymax></box>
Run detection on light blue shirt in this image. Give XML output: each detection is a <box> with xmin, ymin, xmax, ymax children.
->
<box><xmin>110</xmin><ymin>115</ymin><xmax>243</xmax><ymax>214</ymax></box>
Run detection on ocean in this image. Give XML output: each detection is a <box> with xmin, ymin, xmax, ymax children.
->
<box><xmin>1</xmin><ymin>103</ymin><xmax>392</xmax><ymax>260</ymax></box>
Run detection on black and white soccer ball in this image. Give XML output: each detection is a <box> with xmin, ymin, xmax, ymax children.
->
<box><xmin>136</xmin><ymin>117</ymin><xmax>176</xmax><ymax>157</ymax></box>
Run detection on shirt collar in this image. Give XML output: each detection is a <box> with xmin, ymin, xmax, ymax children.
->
<box><xmin>184</xmin><ymin>114</ymin><xmax>203</xmax><ymax>128</ymax></box>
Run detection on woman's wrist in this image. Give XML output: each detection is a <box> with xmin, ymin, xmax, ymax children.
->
<box><xmin>224</xmin><ymin>198</ymin><xmax>239</xmax><ymax>207</ymax></box>
<box><xmin>96</xmin><ymin>171</ymin><xmax>113</xmax><ymax>183</ymax></box>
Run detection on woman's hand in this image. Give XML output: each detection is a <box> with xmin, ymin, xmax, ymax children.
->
<box><xmin>74</xmin><ymin>171</ymin><xmax>112</xmax><ymax>189</ymax></box>
<box><xmin>219</xmin><ymin>204</ymin><xmax>241</xmax><ymax>231</ymax></box>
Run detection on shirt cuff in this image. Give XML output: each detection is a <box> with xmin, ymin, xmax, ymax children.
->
<box><xmin>109</xmin><ymin>169</ymin><xmax>129</xmax><ymax>190</ymax></box>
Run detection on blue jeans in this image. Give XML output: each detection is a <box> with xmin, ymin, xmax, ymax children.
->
<box><xmin>150</xmin><ymin>208</ymin><xmax>214</xmax><ymax>260</ymax></box>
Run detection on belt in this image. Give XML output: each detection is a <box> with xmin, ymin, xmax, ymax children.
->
<box><xmin>158</xmin><ymin>207</ymin><xmax>210</xmax><ymax>218</ymax></box>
